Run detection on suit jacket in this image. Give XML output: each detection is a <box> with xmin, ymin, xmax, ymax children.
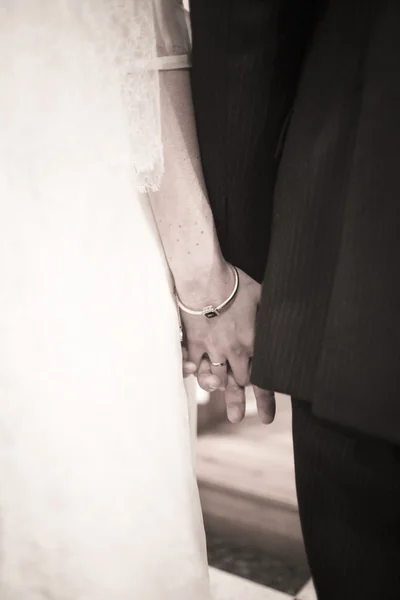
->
<box><xmin>190</xmin><ymin>0</ymin><xmax>400</xmax><ymax>443</ymax></box>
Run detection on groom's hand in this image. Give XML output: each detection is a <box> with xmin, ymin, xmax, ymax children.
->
<box><xmin>225</xmin><ymin>379</ymin><xmax>276</xmax><ymax>424</ymax></box>
<box><xmin>197</xmin><ymin>358</ymin><xmax>276</xmax><ymax>424</ymax></box>
<box><xmin>252</xmin><ymin>385</ymin><xmax>276</xmax><ymax>424</ymax></box>
<box><xmin>182</xmin><ymin>346</ymin><xmax>197</xmax><ymax>378</ymax></box>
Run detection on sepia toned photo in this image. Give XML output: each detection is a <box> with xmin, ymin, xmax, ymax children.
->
<box><xmin>0</xmin><ymin>1</ymin><xmax>399</xmax><ymax>599</ymax></box>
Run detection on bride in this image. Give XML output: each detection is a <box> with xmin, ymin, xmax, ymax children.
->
<box><xmin>0</xmin><ymin>1</ymin><xmax>265</xmax><ymax>598</ymax></box>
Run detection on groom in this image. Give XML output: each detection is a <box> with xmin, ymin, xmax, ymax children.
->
<box><xmin>190</xmin><ymin>1</ymin><xmax>400</xmax><ymax>599</ymax></box>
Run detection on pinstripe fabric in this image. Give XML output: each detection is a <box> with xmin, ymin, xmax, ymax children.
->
<box><xmin>292</xmin><ymin>398</ymin><xmax>400</xmax><ymax>600</ymax></box>
<box><xmin>190</xmin><ymin>0</ymin><xmax>400</xmax><ymax>444</ymax></box>
<box><xmin>190</xmin><ymin>0</ymin><xmax>317</xmax><ymax>281</ymax></box>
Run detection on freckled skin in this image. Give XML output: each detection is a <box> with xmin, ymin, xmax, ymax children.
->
<box><xmin>147</xmin><ymin>69</ymin><xmax>229</xmax><ymax>304</ymax></box>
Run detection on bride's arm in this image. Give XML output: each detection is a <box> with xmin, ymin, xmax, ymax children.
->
<box><xmin>149</xmin><ymin>68</ymin><xmax>270</xmax><ymax>423</ymax></box>
<box><xmin>149</xmin><ymin>69</ymin><xmax>232</xmax><ymax>312</ymax></box>
<box><xmin>148</xmin><ymin>1</ymin><xmax>274</xmax><ymax>423</ymax></box>
<box><xmin>149</xmin><ymin>1</ymin><xmax>232</xmax><ymax>310</ymax></box>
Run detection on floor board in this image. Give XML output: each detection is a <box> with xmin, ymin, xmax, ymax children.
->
<box><xmin>197</xmin><ymin>394</ymin><xmax>307</xmax><ymax>564</ymax></box>
<box><xmin>210</xmin><ymin>567</ymin><xmax>293</xmax><ymax>600</ymax></box>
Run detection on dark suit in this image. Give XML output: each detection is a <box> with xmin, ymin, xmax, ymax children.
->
<box><xmin>190</xmin><ymin>1</ymin><xmax>400</xmax><ymax>597</ymax></box>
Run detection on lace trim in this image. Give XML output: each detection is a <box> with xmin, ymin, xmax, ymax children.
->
<box><xmin>0</xmin><ymin>0</ymin><xmax>163</xmax><ymax>191</ymax></box>
<box><xmin>82</xmin><ymin>0</ymin><xmax>164</xmax><ymax>190</ymax></box>
<box><xmin>155</xmin><ymin>55</ymin><xmax>191</xmax><ymax>71</ymax></box>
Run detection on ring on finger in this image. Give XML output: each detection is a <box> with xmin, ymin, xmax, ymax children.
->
<box><xmin>210</xmin><ymin>361</ymin><xmax>227</xmax><ymax>368</ymax></box>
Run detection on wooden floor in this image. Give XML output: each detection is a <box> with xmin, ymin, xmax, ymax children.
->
<box><xmin>210</xmin><ymin>569</ymin><xmax>316</xmax><ymax>600</ymax></box>
<box><xmin>197</xmin><ymin>394</ymin><xmax>307</xmax><ymax>565</ymax></box>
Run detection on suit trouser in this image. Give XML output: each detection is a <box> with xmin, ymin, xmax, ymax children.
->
<box><xmin>292</xmin><ymin>398</ymin><xmax>400</xmax><ymax>600</ymax></box>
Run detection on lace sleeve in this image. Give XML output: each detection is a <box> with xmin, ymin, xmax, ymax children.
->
<box><xmin>153</xmin><ymin>0</ymin><xmax>191</xmax><ymax>71</ymax></box>
<box><xmin>0</xmin><ymin>1</ymin><xmax>167</xmax><ymax>191</ymax></box>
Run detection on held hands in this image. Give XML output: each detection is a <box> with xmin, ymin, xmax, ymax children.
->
<box><xmin>179</xmin><ymin>265</ymin><xmax>275</xmax><ymax>425</ymax></box>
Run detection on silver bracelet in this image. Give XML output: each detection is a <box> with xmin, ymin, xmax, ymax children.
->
<box><xmin>176</xmin><ymin>264</ymin><xmax>239</xmax><ymax>319</ymax></box>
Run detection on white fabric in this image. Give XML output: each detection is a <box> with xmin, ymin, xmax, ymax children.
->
<box><xmin>0</xmin><ymin>1</ymin><xmax>211</xmax><ymax>599</ymax></box>
<box><xmin>0</xmin><ymin>0</ymin><xmax>163</xmax><ymax>191</ymax></box>
<box><xmin>157</xmin><ymin>54</ymin><xmax>191</xmax><ymax>71</ymax></box>
<box><xmin>154</xmin><ymin>0</ymin><xmax>191</xmax><ymax>58</ymax></box>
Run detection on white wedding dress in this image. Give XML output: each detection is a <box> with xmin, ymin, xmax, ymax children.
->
<box><xmin>0</xmin><ymin>1</ymin><xmax>212</xmax><ymax>599</ymax></box>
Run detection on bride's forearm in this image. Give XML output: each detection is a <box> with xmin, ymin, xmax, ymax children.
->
<box><xmin>149</xmin><ymin>68</ymin><xmax>232</xmax><ymax>305</ymax></box>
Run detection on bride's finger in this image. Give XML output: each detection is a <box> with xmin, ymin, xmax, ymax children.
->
<box><xmin>197</xmin><ymin>357</ymin><xmax>222</xmax><ymax>392</ymax></box>
<box><xmin>209</xmin><ymin>356</ymin><xmax>228</xmax><ymax>390</ymax></box>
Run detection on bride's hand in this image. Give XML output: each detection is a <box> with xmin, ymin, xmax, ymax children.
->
<box><xmin>178</xmin><ymin>265</ymin><xmax>260</xmax><ymax>420</ymax></box>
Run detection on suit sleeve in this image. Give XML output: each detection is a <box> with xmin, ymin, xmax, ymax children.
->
<box><xmin>189</xmin><ymin>0</ymin><xmax>318</xmax><ymax>281</ymax></box>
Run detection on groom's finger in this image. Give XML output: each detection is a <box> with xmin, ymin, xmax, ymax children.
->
<box><xmin>253</xmin><ymin>385</ymin><xmax>276</xmax><ymax>424</ymax></box>
<box><xmin>225</xmin><ymin>373</ymin><xmax>246</xmax><ymax>423</ymax></box>
<box><xmin>197</xmin><ymin>358</ymin><xmax>222</xmax><ymax>392</ymax></box>
<box><xmin>183</xmin><ymin>362</ymin><xmax>197</xmax><ymax>377</ymax></box>
<box><xmin>182</xmin><ymin>346</ymin><xmax>197</xmax><ymax>378</ymax></box>
<box><xmin>228</xmin><ymin>356</ymin><xmax>251</xmax><ymax>388</ymax></box>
